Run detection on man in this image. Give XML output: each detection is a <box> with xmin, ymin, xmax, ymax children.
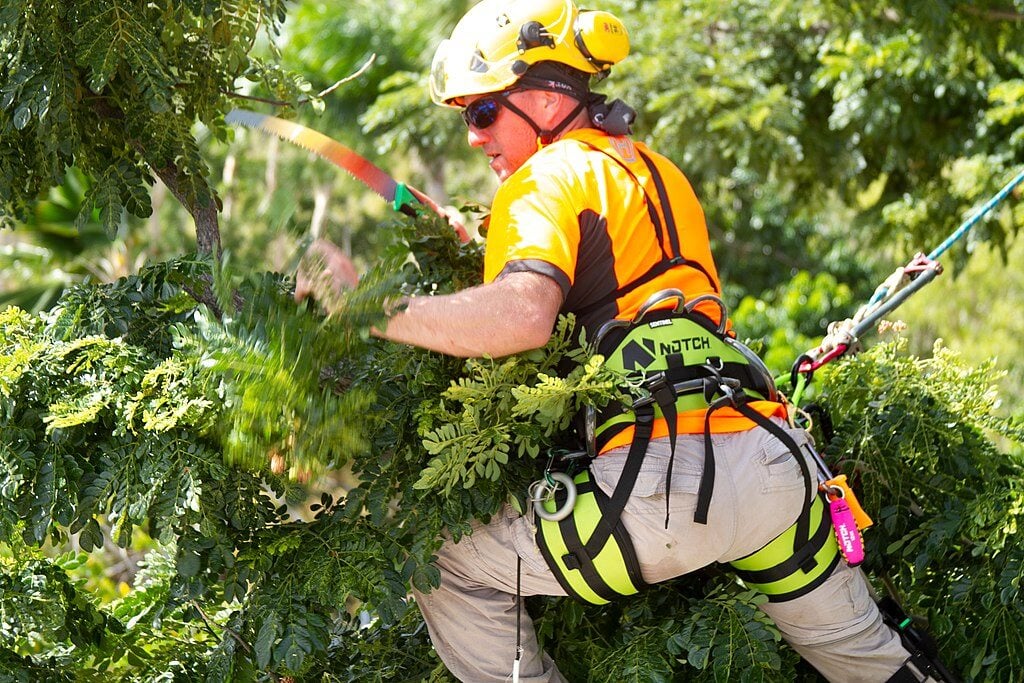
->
<box><xmin>298</xmin><ymin>1</ymin><xmax>936</xmax><ymax>681</ymax></box>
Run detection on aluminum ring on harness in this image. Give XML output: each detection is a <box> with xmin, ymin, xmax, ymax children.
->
<box><xmin>530</xmin><ymin>471</ymin><xmax>577</xmax><ymax>522</ymax></box>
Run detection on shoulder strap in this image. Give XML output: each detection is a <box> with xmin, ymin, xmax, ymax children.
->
<box><xmin>570</xmin><ymin>138</ymin><xmax>720</xmax><ymax>321</ymax></box>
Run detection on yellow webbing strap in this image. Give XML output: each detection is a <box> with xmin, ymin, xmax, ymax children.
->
<box><xmin>535</xmin><ymin>471</ymin><xmax>646</xmax><ymax>605</ymax></box>
<box><xmin>729</xmin><ymin>493</ymin><xmax>840</xmax><ymax>602</ymax></box>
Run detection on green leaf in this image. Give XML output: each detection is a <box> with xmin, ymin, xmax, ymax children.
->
<box><xmin>176</xmin><ymin>549</ymin><xmax>201</xmax><ymax>578</ymax></box>
<box><xmin>254</xmin><ymin>613</ymin><xmax>279</xmax><ymax>670</ymax></box>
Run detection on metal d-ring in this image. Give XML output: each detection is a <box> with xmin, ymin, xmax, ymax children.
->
<box><xmin>826</xmin><ymin>484</ymin><xmax>845</xmax><ymax>501</ymax></box>
<box><xmin>530</xmin><ymin>471</ymin><xmax>577</xmax><ymax>522</ymax></box>
<box><xmin>631</xmin><ymin>288</ymin><xmax>687</xmax><ymax>324</ymax></box>
<box><xmin>683</xmin><ymin>294</ymin><xmax>729</xmax><ymax>334</ymax></box>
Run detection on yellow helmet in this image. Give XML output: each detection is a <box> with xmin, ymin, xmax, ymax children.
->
<box><xmin>430</xmin><ymin>0</ymin><xmax>630</xmax><ymax>106</ymax></box>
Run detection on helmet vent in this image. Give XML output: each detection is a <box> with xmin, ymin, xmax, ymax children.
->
<box><xmin>469</xmin><ymin>51</ymin><xmax>490</xmax><ymax>74</ymax></box>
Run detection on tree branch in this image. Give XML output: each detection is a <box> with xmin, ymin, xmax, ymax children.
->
<box><xmin>221</xmin><ymin>54</ymin><xmax>377</xmax><ymax>108</ymax></box>
<box><xmin>148</xmin><ymin>160</ymin><xmax>222</xmax><ymax>256</ymax></box>
<box><xmin>86</xmin><ymin>97</ymin><xmax>222</xmax><ymax>256</ymax></box>
<box><xmin>959</xmin><ymin>5</ymin><xmax>1024</xmax><ymax>21</ymax></box>
<box><xmin>191</xmin><ymin>599</ymin><xmax>254</xmax><ymax>655</ymax></box>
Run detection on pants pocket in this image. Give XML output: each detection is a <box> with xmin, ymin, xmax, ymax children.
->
<box><xmin>590</xmin><ymin>437</ymin><xmax>706</xmax><ymax>516</ymax></box>
<box><xmin>756</xmin><ymin>425</ymin><xmax>812</xmax><ymax>494</ymax></box>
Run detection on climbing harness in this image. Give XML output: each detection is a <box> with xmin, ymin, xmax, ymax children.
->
<box><xmin>529</xmin><ymin>289</ymin><xmax>837</xmax><ymax>605</ymax></box>
<box><xmin>527</xmin><ymin>155</ymin><xmax>1022</xmax><ymax>608</ymax></box>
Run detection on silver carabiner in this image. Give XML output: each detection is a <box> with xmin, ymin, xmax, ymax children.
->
<box><xmin>529</xmin><ymin>471</ymin><xmax>577</xmax><ymax>522</ymax></box>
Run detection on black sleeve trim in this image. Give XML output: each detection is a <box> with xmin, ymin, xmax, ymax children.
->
<box><xmin>498</xmin><ymin>260</ymin><xmax>571</xmax><ymax>299</ymax></box>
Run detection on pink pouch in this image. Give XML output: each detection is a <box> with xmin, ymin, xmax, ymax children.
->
<box><xmin>828</xmin><ymin>492</ymin><xmax>865</xmax><ymax>566</ymax></box>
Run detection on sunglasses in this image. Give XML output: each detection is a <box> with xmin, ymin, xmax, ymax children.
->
<box><xmin>461</xmin><ymin>96</ymin><xmax>503</xmax><ymax>129</ymax></box>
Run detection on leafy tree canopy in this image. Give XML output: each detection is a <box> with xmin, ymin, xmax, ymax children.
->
<box><xmin>0</xmin><ymin>0</ymin><xmax>310</xmax><ymax>252</ymax></box>
<box><xmin>2</xmin><ymin>0</ymin><xmax>1024</xmax><ymax>680</ymax></box>
<box><xmin>1</xmin><ymin>216</ymin><xmax>1023</xmax><ymax>679</ymax></box>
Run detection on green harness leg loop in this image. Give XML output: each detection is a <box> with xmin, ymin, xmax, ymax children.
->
<box><xmin>728</xmin><ymin>494</ymin><xmax>840</xmax><ymax>601</ymax></box>
<box><xmin>535</xmin><ymin>469</ymin><xmax>647</xmax><ymax>604</ymax></box>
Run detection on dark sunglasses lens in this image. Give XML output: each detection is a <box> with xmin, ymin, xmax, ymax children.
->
<box><xmin>463</xmin><ymin>98</ymin><xmax>499</xmax><ymax>129</ymax></box>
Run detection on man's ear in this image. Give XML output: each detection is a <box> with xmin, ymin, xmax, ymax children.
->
<box><xmin>537</xmin><ymin>90</ymin><xmax>575</xmax><ymax>127</ymax></box>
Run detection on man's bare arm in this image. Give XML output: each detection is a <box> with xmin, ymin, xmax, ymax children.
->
<box><xmin>376</xmin><ymin>271</ymin><xmax>563</xmax><ymax>358</ymax></box>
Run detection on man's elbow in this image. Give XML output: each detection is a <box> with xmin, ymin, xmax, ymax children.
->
<box><xmin>517</xmin><ymin>308</ymin><xmax>558</xmax><ymax>351</ymax></box>
<box><xmin>492</xmin><ymin>271</ymin><xmax>563</xmax><ymax>354</ymax></box>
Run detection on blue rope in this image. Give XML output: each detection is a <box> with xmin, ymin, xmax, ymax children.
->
<box><xmin>866</xmin><ymin>167</ymin><xmax>1024</xmax><ymax>308</ymax></box>
<box><xmin>927</xmin><ymin>167</ymin><xmax>1024</xmax><ymax>261</ymax></box>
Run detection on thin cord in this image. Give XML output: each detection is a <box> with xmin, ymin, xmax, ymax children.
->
<box><xmin>513</xmin><ymin>556</ymin><xmax>523</xmax><ymax>682</ymax></box>
<box><xmin>516</xmin><ymin>556</ymin><xmax>522</xmax><ymax>653</ymax></box>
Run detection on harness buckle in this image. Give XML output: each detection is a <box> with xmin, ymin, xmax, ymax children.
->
<box><xmin>700</xmin><ymin>360</ymin><xmax>741</xmax><ymax>408</ymax></box>
<box><xmin>561</xmin><ymin>552</ymin><xmax>582</xmax><ymax>571</ymax></box>
<box><xmin>645</xmin><ymin>372</ymin><xmax>676</xmax><ymax>409</ymax></box>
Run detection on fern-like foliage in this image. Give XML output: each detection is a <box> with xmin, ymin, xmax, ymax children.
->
<box><xmin>1</xmin><ymin>210</ymin><xmax>1023</xmax><ymax>680</ymax></box>
<box><xmin>815</xmin><ymin>337</ymin><xmax>1024</xmax><ymax>682</ymax></box>
<box><xmin>0</xmin><ymin>0</ymin><xmax>309</xmax><ymax>234</ymax></box>
<box><xmin>0</xmin><ymin>212</ymin><xmax>610</xmax><ymax>678</ymax></box>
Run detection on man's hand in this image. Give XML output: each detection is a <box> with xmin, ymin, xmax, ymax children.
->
<box><xmin>295</xmin><ymin>239</ymin><xmax>359</xmax><ymax>312</ymax></box>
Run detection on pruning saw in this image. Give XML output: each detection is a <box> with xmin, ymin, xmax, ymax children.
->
<box><xmin>225</xmin><ymin>109</ymin><xmax>469</xmax><ymax>242</ymax></box>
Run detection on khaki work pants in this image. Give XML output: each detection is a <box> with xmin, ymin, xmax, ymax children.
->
<box><xmin>412</xmin><ymin>422</ymin><xmax>919</xmax><ymax>682</ymax></box>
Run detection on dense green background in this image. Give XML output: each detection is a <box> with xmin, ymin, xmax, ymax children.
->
<box><xmin>2</xmin><ymin>0</ymin><xmax>1023</xmax><ymax>680</ymax></box>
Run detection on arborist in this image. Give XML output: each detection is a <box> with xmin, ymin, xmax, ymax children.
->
<box><xmin>297</xmin><ymin>1</ymin><xmax>944</xmax><ymax>681</ymax></box>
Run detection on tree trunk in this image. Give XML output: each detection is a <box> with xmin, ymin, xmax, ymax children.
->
<box><xmin>89</xmin><ymin>98</ymin><xmax>223</xmax><ymax>257</ymax></box>
<box><xmin>193</xmin><ymin>202</ymin><xmax>222</xmax><ymax>256</ymax></box>
<box><xmin>149</xmin><ymin>159</ymin><xmax>222</xmax><ymax>257</ymax></box>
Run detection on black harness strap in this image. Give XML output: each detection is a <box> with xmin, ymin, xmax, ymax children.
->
<box><xmin>577</xmin><ymin>139</ymin><xmax>667</xmax><ymax>255</ymax></box>
<box><xmin>694</xmin><ymin>403</ymin><xmax>721</xmax><ymax>525</ymax></box>
<box><xmin>570</xmin><ymin>139</ymin><xmax>721</xmax><ymax>323</ymax></box>
<box><xmin>579</xmin><ymin>405</ymin><xmax>654</xmax><ymax>560</ymax></box>
<box><xmin>638</xmin><ymin>148</ymin><xmax>684</xmax><ymax>262</ymax></box>
<box><xmin>657</xmin><ymin>358</ymin><xmax>681</xmax><ymax>528</ymax></box>
<box><xmin>730</xmin><ymin>501</ymin><xmax>833</xmax><ymax>585</ymax></box>
<box><xmin>590</xmin><ymin>479</ymin><xmax>647</xmax><ymax>590</ymax></box>
<box><xmin>555</xmin><ymin>483</ymin><xmax>623</xmax><ymax>604</ymax></box>
<box><xmin>541</xmin><ymin>476</ymin><xmax>647</xmax><ymax>603</ymax></box>
<box><xmin>734</xmin><ymin>402</ymin><xmax>816</xmax><ymax>565</ymax></box>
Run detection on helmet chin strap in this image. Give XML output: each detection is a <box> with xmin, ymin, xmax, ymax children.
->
<box><xmin>496</xmin><ymin>92</ymin><xmax>588</xmax><ymax>148</ymax></box>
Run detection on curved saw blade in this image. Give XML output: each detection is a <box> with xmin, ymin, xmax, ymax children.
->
<box><xmin>226</xmin><ymin>109</ymin><xmax>403</xmax><ymax>205</ymax></box>
<box><xmin>225</xmin><ymin>109</ymin><xmax>469</xmax><ymax>242</ymax></box>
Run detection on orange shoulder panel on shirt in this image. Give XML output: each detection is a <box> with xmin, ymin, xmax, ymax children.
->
<box><xmin>484</xmin><ymin>128</ymin><xmax>722</xmax><ymax>321</ymax></box>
